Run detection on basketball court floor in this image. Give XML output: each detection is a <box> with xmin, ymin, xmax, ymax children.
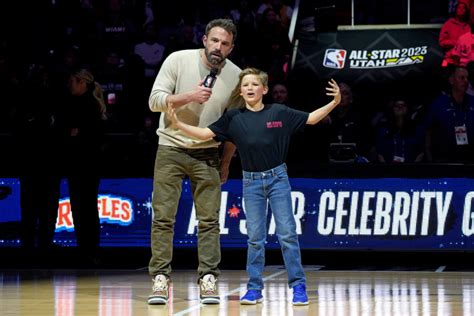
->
<box><xmin>1</xmin><ymin>265</ymin><xmax>474</xmax><ymax>315</ymax></box>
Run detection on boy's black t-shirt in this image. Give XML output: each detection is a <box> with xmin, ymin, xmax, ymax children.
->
<box><xmin>209</xmin><ymin>103</ymin><xmax>309</xmax><ymax>172</ymax></box>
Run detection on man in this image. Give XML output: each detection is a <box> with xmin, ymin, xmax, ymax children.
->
<box><xmin>147</xmin><ymin>18</ymin><xmax>240</xmax><ymax>305</ymax></box>
<box><xmin>271</xmin><ymin>82</ymin><xmax>289</xmax><ymax>104</ymax></box>
<box><xmin>425</xmin><ymin>66</ymin><xmax>474</xmax><ymax>163</ymax></box>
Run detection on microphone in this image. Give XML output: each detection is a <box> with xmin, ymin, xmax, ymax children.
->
<box><xmin>203</xmin><ymin>68</ymin><xmax>218</xmax><ymax>88</ymax></box>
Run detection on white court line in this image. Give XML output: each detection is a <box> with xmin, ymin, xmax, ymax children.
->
<box><xmin>435</xmin><ymin>266</ymin><xmax>446</xmax><ymax>272</ymax></box>
<box><xmin>173</xmin><ymin>270</ymin><xmax>286</xmax><ymax>316</ymax></box>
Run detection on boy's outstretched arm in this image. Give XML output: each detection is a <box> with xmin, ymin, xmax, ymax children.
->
<box><xmin>307</xmin><ymin>79</ymin><xmax>341</xmax><ymax>125</ymax></box>
<box><xmin>167</xmin><ymin>105</ymin><xmax>216</xmax><ymax>140</ymax></box>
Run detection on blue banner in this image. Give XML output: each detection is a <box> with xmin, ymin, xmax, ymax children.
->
<box><xmin>1</xmin><ymin>177</ymin><xmax>474</xmax><ymax>250</ymax></box>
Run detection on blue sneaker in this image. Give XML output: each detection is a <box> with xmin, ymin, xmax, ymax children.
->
<box><xmin>240</xmin><ymin>290</ymin><xmax>263</xmax><ymax>305</ymax></box>
<box><xmin>292</xmin><ymin>283</ymin><xmax>309</xmax><ymax>305</ymax></box>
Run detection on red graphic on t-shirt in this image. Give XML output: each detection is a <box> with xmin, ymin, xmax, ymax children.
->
<box><xmin>228</xmin><ymin>204</ymin><xmax>241</xmax><ymax>218</ymax></box>
<box><xmin>266</xmin><ymin>121</ymin><xmax>283</xmax><ymax>128</ymax></box>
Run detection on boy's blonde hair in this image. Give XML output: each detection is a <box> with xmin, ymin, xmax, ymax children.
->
<box><xmin>228</xmin><ymin>67</ymin><xmax>268</xmax><ymax>109</ymax></box>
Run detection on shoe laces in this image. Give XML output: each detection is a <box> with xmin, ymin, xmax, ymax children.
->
<box><xmin>246</xmin><ymin>290</ymin><xmax>260</xmax><ymax>298</ymax></box>
<box><xmin>201</xmin><ymin>275</ymin><xmax>216</xmax><ymax>294</ymax></box>
<box><xmin>152</xmin><ymin>275</ymin><xmax>168</xmax><ymax>292</ymax></box>
<box><xmin>294</xmin><ymin>284</ymin><xmax>306</xmax><ymax>295</ymax></box>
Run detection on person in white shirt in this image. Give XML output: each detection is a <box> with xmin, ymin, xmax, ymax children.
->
<box><xmin>134</xmin><ymin>23</ymin><xmax>165</xmax><ymax>80</ymax></box>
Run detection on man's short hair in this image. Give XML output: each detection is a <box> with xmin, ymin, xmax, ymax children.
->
<box><xmin>205</xmin><ymin>18</ymin><xmax>237</xmax><ymax>43</ymax></box>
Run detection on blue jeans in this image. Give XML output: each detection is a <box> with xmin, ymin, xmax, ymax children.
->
<box><xmin>242</xmin><ymin>163</ymin><xmax>306</xmax><ymax>290</ymax></box>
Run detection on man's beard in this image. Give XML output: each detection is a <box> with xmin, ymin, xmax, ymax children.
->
<box><xmin>205</xmin><ymin>48</ymin><xmax>225</xmax><ymax>66</ymax></box>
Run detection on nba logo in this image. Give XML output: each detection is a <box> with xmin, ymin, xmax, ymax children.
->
<box><xmin>323</xmin><ymin>49</ymin><xmax>346</xmax><ymax>69</ymax></box>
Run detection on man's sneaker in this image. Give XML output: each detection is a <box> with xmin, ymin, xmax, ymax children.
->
<box><xmin>199</xmin><ymin>274</ymin><xmax>220</xmax><ymax>304</ymax></box>
<box><xmin>147</xmin><ymin>274</ymin><xmax>169</xmax><ymax>305</ymax></box>
<box><xmin>240</xmin><ymin>290</ymin><xmax>263</xmax><ymax>305</ymax></box>
<box><xmin>292</xmin><ymin>283</ymin><xmax>309</xmax><ymax>305</ymax></box>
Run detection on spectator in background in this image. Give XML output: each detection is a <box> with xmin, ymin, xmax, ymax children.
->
<box><xmin>177</xmin><ymin>23</ymin><xmax>200</xmax><ymax>50</ymax></box>
<box><xmin>271</xmin><ymin>81</ymin><xmax>290</xmax><ymax>104</ymax></box>
<box><xmin>439</xmin><ymin>2</ymin><xmax>470</xmax><ymax>67</ymax></box>
<box><xmin>452</xmin><ymin>20</ymin><xmax>474</xmax><ymax>66</ymax></box>
<box><xmin>228</xmin><ymin>0</ymin><xmax>258</xmax><ymax>67</ymax></box>
<box><xmin>256</xmin><ymin>0</ymin><xmax>294</xmax><ymax>28</ymax></box>
<box><xmin>372</xmin><ymin>98</ymin><xmax>424</xmax><ymax>163</ymax></box>
<box><xmin>459</xmin><ymin>0</ymin><xmax>474</xmax><ymax>25</ymax></box>
<box><xmin>449</xmin><ymin>0</ymin><xmax>458</xmax><ymax>15</ymax></box>
<box><xmin>229</xmin><ymin>0</ymin><xmax>256</xmax><ymax>25</ymax></box>
<box><xmin>424</xmin><ymin>66</ymin><xmax>474</xmax><ymax>163</ymax></box>
<box><xmin>256</xmin><ymin>0</ymin><xmax>273</xmax><ymax>20</ymax></box>
<box><xmin>163</xmin><ymin>23</ymin><xmax>200</xmax><ymax>60</ymax></box>
<box><xmin>13</xmin><ymin>64</ymin><xmax>61</xmax><ymax>258</ymax></box>
<box><xmin>94</xmin><ymin>48</ymin><xmax>145</xmax><ymax>131</ymax></box>
<box><xmin>466</xmin><ymin>60</ymin><xmax>474</xmax><ymax>95</ymax></box>
<box><xmin>58</xmin><ymin>69</ymin><xmax>107</xmax><ymax>265</ymax></box>
<box><xmin>134</xmin><ymin>22</ymin><xmax>165</xmax><ymax>88</ymax></box>
<box><xmin>95</xmin><ymin>0</ymin><xmax>138</xmax><ymax>57</ymax></box>
<box><xmin>50</xmin><ymin>45</ymin><xmax>84</xmax><ymax>98</ymax></box>
<box><xmin>325</xmin><ymin>82</ymin><xmax>369</xmax><ymax>162</ymax></box>
<box><xmin>94</xmin><ymin>49</ymin><xmax>126</xmax><ymax>131</ymax></box>
<box><xmin>255</xmin><ymin>8</ymin><xmax>291</xmax><ymax>81</ymax></box>
<box><xmin>271</xmin><ymin>0</ymin><xmax>294</xmax><ymax>28</ymax></box>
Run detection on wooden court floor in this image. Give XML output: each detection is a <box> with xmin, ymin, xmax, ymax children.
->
<box><xmin>1</xmin><ymin>267</ymin><xmax>474</xmax><ymax>315</ymax></box>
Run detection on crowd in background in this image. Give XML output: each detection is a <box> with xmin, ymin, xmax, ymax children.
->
<box><xmin>1</xmin><ymin>0</ymin><xmax>474</xmax><ymax>176</ymax></box>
